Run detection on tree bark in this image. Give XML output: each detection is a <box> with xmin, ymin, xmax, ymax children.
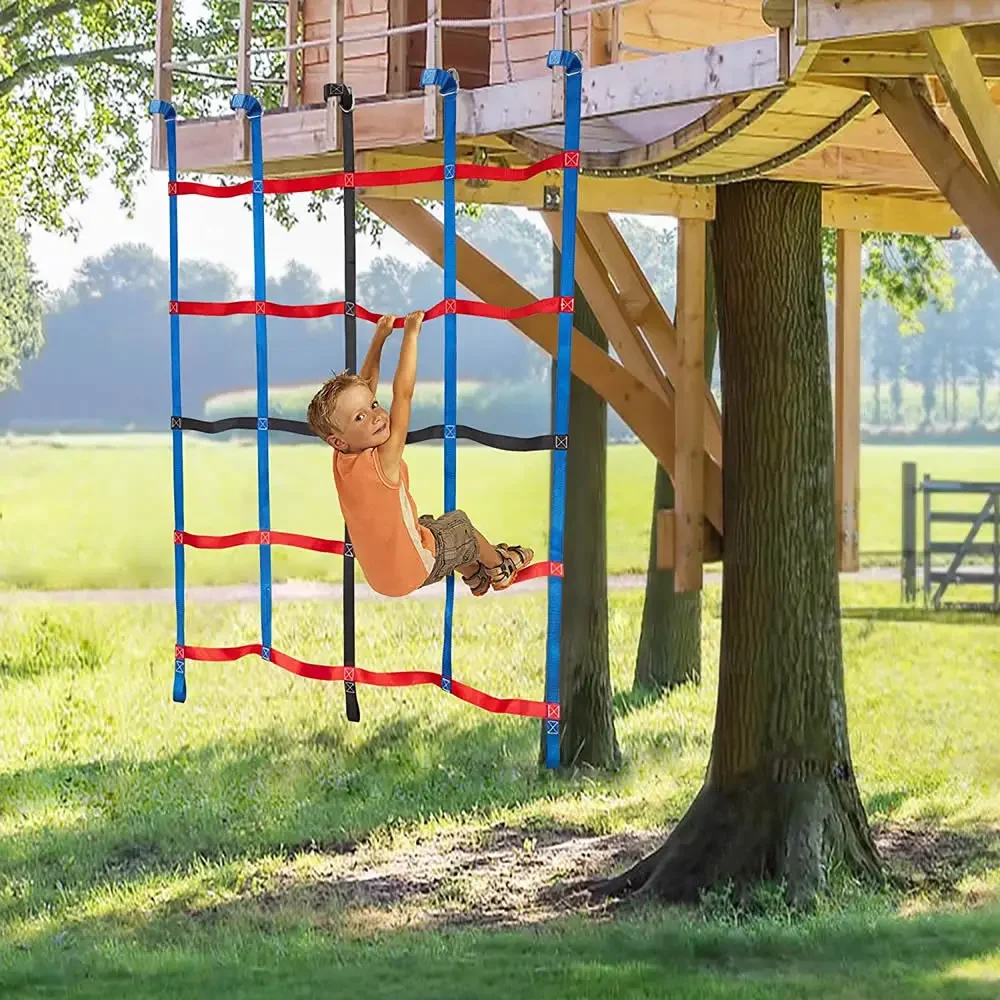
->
<box><xmin>634</xmin><ymin>224</ymin><xmax>719</xmax><ymax>692</ymax></box>
<box><xmin>544</xmin><ymin>248</ymin><xmax>620</xmax><ymax>770</ymax></box>
<box><xmin>594</xmin><ymin>180</ymin><xmax>881</xmax><ymax>906</ymax></box>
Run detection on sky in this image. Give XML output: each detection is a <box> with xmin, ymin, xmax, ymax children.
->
<box><xmin>26</xmin><ymin>163</ymin><xmax>429</xmax><ymax>295</ymax></box>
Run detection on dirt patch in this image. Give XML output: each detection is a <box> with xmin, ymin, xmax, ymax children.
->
<box><xmin>873</xmin><ymin>823</ymin><xmax>1000</xmax><ymax>896</ymax></box>
<box><xmin>188</xmin><ymin>821</ymin><xmax>1000</xmax><ymax>933</ymax></box>
<box><xmin>229</xmin><ymin>824</ymin><xmax>665</xmax><ymax>932</ymax></box>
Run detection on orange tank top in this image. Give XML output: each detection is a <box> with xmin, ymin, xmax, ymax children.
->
<box><xmin>332</xmin><ymin>447</ymin><xmax>436</xmax><ymax>597</ymax></box>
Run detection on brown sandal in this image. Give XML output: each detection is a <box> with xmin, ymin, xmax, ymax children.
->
<box><xmin>488</xmin><ymin>543</ymin><xmax>534</xmax><ymax>592</ymax></box>
<box><xmin>461</xmin><ymin>562</ymin><xmax>491</xmax><ymax>597</ymax></box>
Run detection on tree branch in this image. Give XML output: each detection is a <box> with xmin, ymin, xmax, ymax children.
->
<box><xmin>0</xmin><ymin>0</ymin><xmax>114</xmax><ymax>32</ymax></box>
<box><xmin>0</xmin><ymin>42</ymin><xmax>150</xmax><ymax>98</ymax></box>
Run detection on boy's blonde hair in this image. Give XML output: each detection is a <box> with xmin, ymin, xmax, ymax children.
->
<box><xmin>307</xmin><ymin>371</ymin><xmax>372</xmax><ymax>440</ymax></box>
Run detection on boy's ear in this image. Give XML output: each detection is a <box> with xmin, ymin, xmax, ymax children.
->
<box><xmin>327</xmin><ymin>433</ymin><xmax>347</xmax><ymax>451</ymax></box>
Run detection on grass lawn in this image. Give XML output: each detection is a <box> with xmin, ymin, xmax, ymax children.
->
<box><xmin>1</xmin><ymin>581</ymin><xmax>999</xmax><ymax>996</ymax></box>
<box><xmin>1</xmin><ymin>436</ymin><xmax>999</xmax><ymax>591</ymax></box>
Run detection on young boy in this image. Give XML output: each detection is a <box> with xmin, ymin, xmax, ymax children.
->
<box><xmin>307</xmin><ymin>309</ymin><xmax>533</xmax><ymax>599</ymax></box>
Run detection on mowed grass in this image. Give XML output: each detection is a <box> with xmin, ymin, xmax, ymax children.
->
<box><xmin>2</xmin><ymin>582</ymin><xmax>999</xmax><ymax>996</ymax></box>
<box><xmin>2</xmin><ymin>437</ymin><xmax>999</xmax><ymax>590</ymax></box>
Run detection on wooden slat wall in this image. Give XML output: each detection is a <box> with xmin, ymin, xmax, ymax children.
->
<box><xmin>489</xmin><ymin>0</ymin><xmax>589</xmax><ymax>83</ymax></box>
<box><xmin>303</xmin><ymin>0</ymin><xmax>389</xmax><ymax>103</ymax></box>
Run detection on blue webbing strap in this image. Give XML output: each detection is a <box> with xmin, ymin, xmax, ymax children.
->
<box><xmin>232</xmin><ymin>94</ymin><xmax>273</xmax><ymax>660</ymax></box>
<box><xmin>543</xmin><ymin>50</ymin><xmax>582</xmax><ymax>770</ymax></box>
<box><xmin>149</xmin><ymin>99</ymin><xmax>186</xmax><ymax>703</ymax></box>
<box><xmin>420</xmin><ymin>67</ymin><xmax>459</xmax><ymax>691</ymax></box>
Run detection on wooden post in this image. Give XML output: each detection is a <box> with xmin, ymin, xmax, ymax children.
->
<box><xmin>609</xmin><ymin>3</ymin><xmax>621</xmax><ymax>63</ymax></box>
<box><xmin>423</xmin><ymin>0</ymin><xmax>442</xmax><ymax>139</ymax></box>
<box><xmin>674</xmin><ymin>218</ymin><xmax>707</xmax><ymax>593</ymax></box>
<box><xmin>387</xmin><ymin>0</ymin><xmax>408</xmax><ymax>95</ymax></box>
<box><xmin>152</xmin><ymin>0</ymin><xmax>174</xmax><ymax>170</ymax></box>
<box><xmin>325</xmin><ymin>0</ymin><xmax>344</xmax><ymax>150</ymax></box>
<box><xmin>835</xmin><ymin>228</ymin><xmax>862</xmax><ymax>573</ymax></box>
<box><xmin>901</xmin><ymin>461</ymin><xmax>918</xmax><ymax>602</ymax></box>
<box><xmin>234</xmin><ymin>0</ymin><xmax>253</xmax><ymax>161</ymax></box>
<box><xmin>284</xmin><ymin>0</ymin><xmax>301</xmax><ymax>108</ymax></box>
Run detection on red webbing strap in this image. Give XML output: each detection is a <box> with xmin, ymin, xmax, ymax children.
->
<box><xmin>179</xmin><ymin>643</ymin><xmax>555</xmax><ymax>718</ymax></box>
<box><xmin>171</xmin><ymin>296</ymin><xmax>568</xmax><ymax>322</ymax></box>
<box><xmin>170</xmin><ymin>155</ymin><xmax>567</xmax><ymax>199</ymax></box>
<box><xmin>513</xmin><ymin>561</ymin><xmax>564</xmax><ymax>583</ymax></box>
<box><xmin>176</xmin><ymin>530</ymin><xmax>345</xmax><ymax>555</ymax></box>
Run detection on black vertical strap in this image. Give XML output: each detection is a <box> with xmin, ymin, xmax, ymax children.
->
<box><xmin>327</xmin><ymin>82</ymin><xmax>361</xmax><ymax>724</ymax></box>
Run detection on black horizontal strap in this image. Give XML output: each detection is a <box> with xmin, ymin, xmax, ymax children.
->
<box><xmin>407</xmin><ymin>424</ymin><xmax>555</xmax><ymax>451</ymax></box>
<box><xmin>176</xmin><ymin>416</ymin><xmax>555</xmax><ymax>451</ymax></box>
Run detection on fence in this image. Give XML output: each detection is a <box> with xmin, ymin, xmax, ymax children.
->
<box><xmin>901</xmin><ymin>461</ymin><xmax>1000</xmax><ymax>612</ymax></box>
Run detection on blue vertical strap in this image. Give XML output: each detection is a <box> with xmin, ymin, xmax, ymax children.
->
<box><xmin>420</xmin><ymin>67</ymin><xmax>459</xmax><ymax>690</ymax></box>
<box><xmin>149</xmin><ymin>99</ymin><xmax>187</xmax><ymax>704</ymax></box>
<box><xmin>232</xmin><ymin>94</ymin><xmax>273</xmax><ymax>658</ymax></box>
<box><xmin>324</xmin><ymin>81</ymin><xmax>362</xmax><ymax>724</ymax></box>
<box><xmin>543</xmin><ymin>50</ymin><xmax>582</xmax><ymax>770</ymax></box>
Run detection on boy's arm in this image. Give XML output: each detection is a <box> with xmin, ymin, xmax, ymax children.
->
<box><xmin>359</xmin><ymin>314</ymin><xmax>395</xmax><ymax>391</ymax></box>
<box><xmin>377</xmin><ymin>310</ymin><xmax>423</xmax><ymax>484</ymax></box>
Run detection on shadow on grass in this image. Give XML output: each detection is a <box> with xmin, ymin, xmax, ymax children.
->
<box><xmin>3</xmin><ymin>892</ymin><xmax>1000</xmax><ymax>999</ymax></box>
<box><xmin>0</xmin><ymin>708</ymin><xmax>585</xmax><ymax>927</ymax></box>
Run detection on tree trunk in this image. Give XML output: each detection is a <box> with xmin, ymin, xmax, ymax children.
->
<box><xmin>544</xmin><ymin>247</ymin><xmax>620</xmax><ymax>770</ymax></box>
<box><xmin>594</xmin><ymin>180</ymin><xmax>881</xmax><ymax>907</ymax></box>
<box><xmin>634</xmin><ymin>224</ymin><xmax>719</xmax><ymax>691</ymax></box>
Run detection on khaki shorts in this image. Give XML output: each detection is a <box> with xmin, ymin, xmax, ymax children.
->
<box><xmin>419</xmin><ymin>509</ymin><xmax>479</xmax><ymax>585</ymax></box>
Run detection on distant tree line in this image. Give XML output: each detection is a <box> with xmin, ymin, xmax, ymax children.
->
<box><xmin>2</xmin><ymin>207</ymin><xmax>999</xmax><ymax>435</ymax></box>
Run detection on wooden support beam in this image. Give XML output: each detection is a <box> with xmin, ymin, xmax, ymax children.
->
<box><xmin>538</xmin><ymin>212</ymin><xmax>671</xmax><ymax>403</ymax></box>
<box><xmin>923</xmin><ymin>26</ymin><xmax>1000</xmax><ymax>198</ymax></box>
<box><xmin>234</xmin><ymin>0</ymin><xmax>253</xmax><ymax>160</ymax></box>
<box><xmin>387</xmin><ymin>0</ymin><xmax>408</xmax><ymax>96</ymax></box>
<box><xmin>361</xmin><ymin>196</ymin><xmax>725</xmax><ymax>534</ymax></box>
<box><xmin>152</xmin><ymin>0</ymin><xmax>173</xmax><ymax>170</ymax></box>
<box><xmin>324</xmin><ymin>0</ymin><xmax>345</xmax><ymax>149</ymax></box>
<box><xmin>454</xmin><ymin>35</ymin><xmax>780</xmax><ymax>136</ymax></box>
<box><xmin>579</xmin><ymin>212</ymin><xmax>723</xmax><ymax>464</ymax></box>
<box><xmin>869</xmin><ymin>77</ymin><xmax>1000</xmax><ymax>271</ymax></box>
<box><xmin>835</xmin><ymin>228</ymin><xmax>862</xmax><ymax>573</ymax></box>
<box><xmin>800</xmin><ymin>0</ymin><xmax>1000</xmax><ymax>44</ymax></box>
<box><xmin>822</xmin><ymin>190</ymin><xmax>959</xmax><ymax>235</ymax></box>
<box><xmin>356</xmin><ymin>152</ymin><xmax>715</xmax><ymax>218</ymax></box>
<box><xmin>674</xmin><ymin>218</ymin><xmax>707</xmax><ymax>593</ymax></box>
<box><xmin>656</xmin><ymin>510</ymin><xmax>723</xmax><ymax>569</ymax></box>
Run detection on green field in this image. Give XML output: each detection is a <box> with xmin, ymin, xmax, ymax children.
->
<box><xmin>1</xmin><ymin>437</ymin><xmax>999</xmax><ymax>591</ymax></box>
<box><xmin>2</xmin><ymin>582</ymin><xmax>999</xmax><ymax>996</ymax></box>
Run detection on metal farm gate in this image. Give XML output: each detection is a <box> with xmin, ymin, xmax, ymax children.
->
<box><xmin>902</xmin><ymin>462</ymin><xmax>1000</xmax><ymax>613</ymax></box>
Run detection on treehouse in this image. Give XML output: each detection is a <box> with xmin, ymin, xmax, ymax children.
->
<box><xmin>153</xmin><ymin>0</ymin><xmax>1000</xmax><ymax>588</ymax></box>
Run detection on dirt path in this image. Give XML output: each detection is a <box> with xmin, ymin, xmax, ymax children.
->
<box><xmin>1</xmin><ymin>567</ymin><xmax>900</xmax><ymax>605</ymax></box>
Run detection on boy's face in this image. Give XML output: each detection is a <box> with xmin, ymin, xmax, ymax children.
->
<box><xmin>328</xmin><ymin>382</ymin><xmax>390</xmax><ymax>452</ymax></box>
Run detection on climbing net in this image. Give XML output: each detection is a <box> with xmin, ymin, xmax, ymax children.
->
<box><xmin>148</xmin><ymin>51</ymin><xmax>582</xmax><ymax>768</ymax></box>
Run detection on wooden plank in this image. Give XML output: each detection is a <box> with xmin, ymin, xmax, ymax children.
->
<box><xmin>823</xmin><ymin>23</ymin><xmax>1000</xmax><ymax>54</ymax></box>
<box><xmin>809</xmin><ymin>51</ymin><xmax>1000</xmax><ymax>76</ymax></box>
<box><xmin>870</xmin><ymin>77</ymin><xmax>1000</xmax><ymax>269</ymax></box>
<box><xmin>152</xmin><ymin>0</ymin><xmax>173</xmax><ymax>170</ymax></box>
<box><xmin>674</xmin><ymin>217</ymin><xmax>707</xmax><ymax>592</ymax></box>
<box><xmin>821</xmin><ymin>190</ymin><xmax>959</xmax><ymax>234</ymax></box>
<box><xmin>458</xmin><ymin>34</ymin><xmax>780</xmax><ymax>135</ymax></box>
<box><xmin>656</xmin><ymin>509</ymin><xmax>723</xmax><ymax>568</ymax></box>
<box><xmin>362</xmin><ymin>196</ymin><xmax>725</xmax><ymax>535</ymax></box>
<box><xmin>578</xmin><ymin>212</ymin><xmax>723</xmax><ymax>464</ymax></box>
<box><xmin>924</xmin><ymin>26</ymin><xmax>1000</xmax><ymax>197</ymax></box>
<box><xmin>801</xmin><ymin>0</ymin><xmax>1000</xmax><ymax>44</ymax></box>
<box><xmin>540</xmin><ymin>212</ymin><xmax>672</xmax><ymax>403</ymax></box>
<box><xmin>770</xmin><ymin>142</ymin><xmax>936</xmax><ymax>189</ymax></box>
<box><xmin>286</xmin><ymin>0</ymin><xmax>301</xmax><ymax>107</ymax></box>
<box><xmin>387</xmin><ymin>0</ymin><xmax>408</xmax><ymax>94</ymax></box>
<box><xmin>834</xmin><ymin>228</ymin><xmax>861</xmax><ymax>573</ymax></box>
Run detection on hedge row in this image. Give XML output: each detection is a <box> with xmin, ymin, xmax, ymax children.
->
<box><xmin>204</xmin><ymin>380</ymin><xmax>635</xmax><ymax>441</ymax></box>
<box><xmin>861</xmin><ymin>422</ymin><xmax>1000</xmax><ymax>446</ymax></box>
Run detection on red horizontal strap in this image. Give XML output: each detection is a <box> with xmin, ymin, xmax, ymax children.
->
<box><xmin>178</xmin><ymin>644</ymin><xmax>553</xmax><ymax>718</ymax></box>
<box><xmin>176</xmin><ymin>530</ymin><xmax>344</xmax><ymax>554</ymax></box>
<box><xmin>172</xmin><ymin>296</ymin><xmax>563</xmax><ymax>324</ymax></box>
<box><xmin>184</xmin><ymin>643</ymin><xmax>262</xmax><ymax>662</ymax></box>
<box><xmin>513</xmin><ymin>561</ymin><xmax>564</xmax><ymax>583</ymax></box>
<box><xmin>170</xmin><ymin>156</ymin><xmax>566</xmax><ymax>199</ymax></box>
<box><xmin>449</xmin><ymin>678</ymin><xmax>549</xmax><ymax>718</ymax></box>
